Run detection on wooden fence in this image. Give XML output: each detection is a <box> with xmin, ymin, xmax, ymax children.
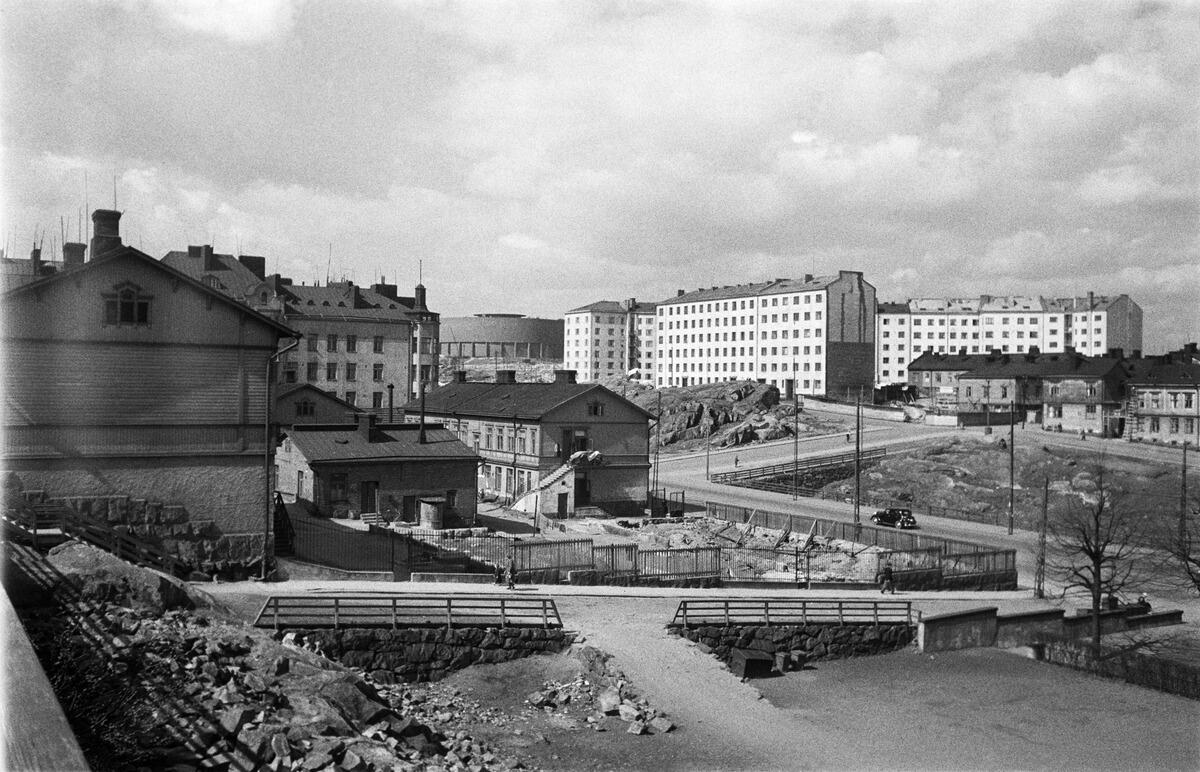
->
<box><xmin>253</xmin><ymin>594</ymin><xmax>563</xmax><ymax>630</ymax></box>
<box><xmin>710</xmin><ymin>449</ymin><xmax>887</xmax><ymax>484</ymax></box>
<box><xmin>638</xmin><ymin>547</ymin><xmax>721</xmax><ymax>580</ymax></box>
<box><xmin>670</xmin><ymin>597</ymin><xmax>915</xmax><ymax>627</ymax></box>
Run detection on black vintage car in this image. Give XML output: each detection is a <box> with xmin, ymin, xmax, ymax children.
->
<box><xmin>870</xmin><ymin>508</ymin><xmax>917</xmax><ymax>529</ymax></box>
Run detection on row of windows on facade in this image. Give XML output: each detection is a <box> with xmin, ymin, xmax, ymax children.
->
<box><xmin>663</xmin><ymin>311</ymin><xmax>824</xmax><ymax>330</ymax></box>
<box><xmin>880</xmin><ymin>313</ymin><xmax>1105</xmax><ymax>326</ymax></box>
<box><xmin>881</xmin><ymin>329</ymin><xmax>1102</xmax><ymax>341</ymax></box>
<box><xmin>284</xmin><ymin>362</ymin><xmax>387</xmax><ymax>382</ymax></box>
<box><xmin>304</xmin><ymin>334</ymin><xmax>387</xmax><ymax>353</ymax></box>
<box><xmin>571</xmin><ymin>314</ymin><xmax>656</xmax><ymax>325</ymax></box>
<box><xmin>1136</xmin><ymin>390</ymin><xmax>1198</xmax><ymax>410</ymax></box>
<box><xmin>293</xmin><ymin>390</ymin><xmax>390</xmax><ymax>413</ymax></box>
<box><xmin>663</xmin><ymin>344</ymin><xmax>824</xmax><ymax>359</ymax></box>
<box><xmin>660</xmin><ymin>330</ymin><xmax>825</xmax><ymax>347</ymax></box>
<box><xmin>1143</xmin><ymin>417</ymin><xmax>1197</xmax><ymax>435</ymax></box>
<box><xmin>659</xmin><ymin>294</ymin><xmax>825</xmax><ymax>316</ymax></box>
<box><xmin>481</xmin><ymin>464</ymin><xmax>536</xmax><ymax>496</ymax></box>
<box><xmin>661</xmin><ymin>360</ymin><xmax>823</xmax><ymax>373</ymax></box>
<box><xmin>659</xmin><ymin>376</ymin><xmax>824</xmax><ymax>390</ymax></box>
<box><xmin>319</xmin><ymin>473</ymin><xmax>459</xmax><ymax>514</ymax></box>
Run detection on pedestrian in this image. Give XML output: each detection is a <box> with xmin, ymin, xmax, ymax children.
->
<box><xmin>734</xmin><ymin>456</ymin><xmax>740</xmax><ymax>468</ymax></box>
<box><xmin>878</xmin><ymin>563</ymin><xmax>895</xmax><ymax>595</ymax></box>
<box><xmin>506</xmin><ymin>554</ymin><xmax>517</xmax><ymax>590</ymax></box>
<box><xmin>846</xmin><ymin>432</ymin><xmax>851</xmax><ymax>443</ymax></box>
<box><xmin>494</xmin><ymin>563</ymin><xmax>503</xmax><ymax>586</ymax></box>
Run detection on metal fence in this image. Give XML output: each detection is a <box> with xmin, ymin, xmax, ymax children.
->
<box><xmin>710</xmin><ymin>448</ymin><xmax>887</xmax><ymax>484</ymax></box>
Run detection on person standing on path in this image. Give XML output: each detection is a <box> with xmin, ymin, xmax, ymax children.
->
<box><xmin>878</xmin><ymin>563</ymin><xmax>895</xmax><ymax>594</ymax></box>
<box><xmin>734</xmin><ymin>456</ymin><xmax>740</xmax><ymax>468</ymax></box>
<box><xmin>507</xmin><ymin>554</ymin><xmax>517</xmax><ymax>590</ymax></box>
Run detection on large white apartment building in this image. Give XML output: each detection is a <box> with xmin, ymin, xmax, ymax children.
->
<box><xmin>876</xmin><ymin>293</ymin><xmax>1142</xmax><ymax>385</ymax></box>
<box><xmin>563</xmin><ymin>298</ymin><xmax>658</xmax><ymax>383</ymax></box>
<box><xmin>654</xmin><ymin>271</ymin><xmax>875</xmax><ymax>399</ymax></box>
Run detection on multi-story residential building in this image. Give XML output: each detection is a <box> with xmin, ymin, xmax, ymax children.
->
<box><xmin>2</xmin><ymin>210</ymin><xmax>298</xmax><ymax>571</ymax></box>
<box><xmin>407</xmin><ymin>369</ymin><xmax>652</xmax><ymax>517</ymax></box>
<box><xmin>563</xmin><ymin>299</ymin><xmax>658</xmax><ymax>383</ymax></box>
<box><xmin>654</xmin><ymin>271</ymin><xmax>875</xmax><ymax>399</ymax></box>
<box><xmin>163</xmin><ymin>247</ymin><xmax>438</xmax><ymax>407</ymax></box>
<box><xmin>876</xmin><ymin>293</ymin><xmax>1142</xmax><ymax>386</ymax></box>
<box><xmin>1124</xmin><ymin>343</ymin><xmax>1200</xmax><ymax>445</ymax></box>
<box><xmin>906</xmin><ymin>351</ymin><xmax>993</xmax><ymax>410</ymax></box>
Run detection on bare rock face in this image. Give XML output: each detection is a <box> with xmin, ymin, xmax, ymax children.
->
<box><xmin>45</xmin><ymin>540</ymin><xmax>194</xmax><ymax>613</ymax></box>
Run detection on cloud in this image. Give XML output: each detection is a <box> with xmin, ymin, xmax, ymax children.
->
<box><xmin>132</xmin><ymin>0</ymin><xmax>297</xmax><ymax>43</ymax></box>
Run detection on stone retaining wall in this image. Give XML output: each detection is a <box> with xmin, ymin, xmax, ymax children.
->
<box><xmin>670</xmin><ymin>623</ymin><xmax>914</xmax><ymax>663</ymax></box>
<box><xmin>1039</xmin><ymin>641</ymin><xmax>1200</xmax><ymax>701</ymax></box>
<box><xmin>287</xmin><ymin>627</ymin><xmax>577</xmax><ymax>683</ymax></box>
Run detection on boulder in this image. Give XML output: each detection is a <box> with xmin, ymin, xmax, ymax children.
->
<box><xmin>46</xmin><ymin>541</ymin><xmax>194</xmax><ymax>612</ymax></box>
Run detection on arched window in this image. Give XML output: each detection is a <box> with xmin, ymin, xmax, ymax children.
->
<box><xmin>103</xmin><ymin>282</ymin><xmax>152</xmax><ymax>326</ymax></box>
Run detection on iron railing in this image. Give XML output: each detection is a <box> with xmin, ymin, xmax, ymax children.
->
<box><xmin>710</xmin><ymin>449</ymin><xmax>887</xmax><ymax>484</ymax></box>
<box><xmin>669</xmin><ymin>597</ymin><xmax>915</xmax><ymax>627</ymax></box>
<box><xmin>253</xmin><ymin>594</ymin><xmax>563</xmax><ymax>630</ymax></box>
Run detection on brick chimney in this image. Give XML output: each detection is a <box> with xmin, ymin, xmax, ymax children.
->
<box><xmin>554</xmin><ymin>370</ymin><xmax>577</xmax><ymax>384</ymax></box>
<box><xmin>62</xmin><ymin>242</ymin><xmax>86</xmax><ymax>268</ymax></box>
<box><xmin>202</xmin><ymin>245</ymin><xmax>221</xmax><ymax>271</ymax></box>
<box><xmin>454</xmin><ymin>370</ymin><xmax>468</xmax><ymax>383</ymax></box>
<box><xmin>372</xmin><ymin>277</ymin><xmax>399</xmax><ymax>301</ymax></box>
<box><xmin>414</xmin><ymin>283</ymin><xmax>427</xmax><ymax>311</ymax></box>
<box><xmin>90</xmin><ymin>209</ymin><xmax>122</xmax><ymax>259</ymax></box>
<box><xmin>495</xmin><ymin>370</ymin><xmax>517</xmax><ymax>384</ymax></box>
<box><xmin>357</xmin><ymin>412</ymin><xmax>378</xmax><ymax>442</ymax></box>
<box><xmin>29</xmin><ymin>244</ymin><xmax>41</xmax><ymax>274</ymax></box>
<box><xmin>238</xmin><ymin>254</ymin><xmax>266</xmax><ymax>280</ymax></box>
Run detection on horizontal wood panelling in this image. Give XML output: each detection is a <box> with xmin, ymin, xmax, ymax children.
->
<box><xmin>2</xmin><ymin>424</ymin><xmax>264</xmax><ymax>457</ymax></box>
<box><xmin>3</xmin><ymin>341</ymin><xmax>268</xmax><ymax>425</ymax></box>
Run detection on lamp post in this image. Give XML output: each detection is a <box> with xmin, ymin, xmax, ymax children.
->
<box><xmin>1008</xmin><ymin>399</ymin><xmax>1015</xmax><ymax>535</ymax></box>
<box><xmin>793</xmin><ymin>367</ymin><xmax>799</xmax><ymax>501</ymax></box>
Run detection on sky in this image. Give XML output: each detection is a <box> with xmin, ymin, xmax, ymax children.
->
<box><xmin>2</xmin><ymin>0</ymin><xmax>1197</xmax><ymax>351</ymax></box>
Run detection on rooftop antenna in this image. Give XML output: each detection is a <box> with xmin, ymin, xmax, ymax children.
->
<box><xmin>113</xmin><ymin>172</ymin><xmax>118</xmax><ymax>210</ymax></box>
<box><xmin>419</xmin><ymin>258</ymin><xmax>423</xmax><ymax>284</ymax></box>
<box><xmin>77</xmin><ymin>208</ymin><xmax>82</xmax><ymax>241</ymax></box>
<box><xmin>84</xmin><ymin>171</ymin><xmax>89</xmax><ymax>247</ymax></box>
<box><xmin>60</xmin><ymin>215</ymin><xmax>66</xmax><ymax>254</ymax></box>
<box><xmin>326</xmin><ymin>243</ymin><xmax>331</xmax><ymax>285</ymax></box>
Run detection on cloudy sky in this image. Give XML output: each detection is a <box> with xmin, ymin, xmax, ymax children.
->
<box><xmin>3</xmin><ymin>0</ymin><xmax>1197</xmax><ymax>350</ymax></box>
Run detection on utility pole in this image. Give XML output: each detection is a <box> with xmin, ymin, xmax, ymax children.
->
<box><xmin>1183</xmin><ymin>441</ymin><xmax>1190</xmax><ymax>546</ymax></box>
<box><xmin>854</xmin><ymin>398</ymin><xmax>861</xmax><ymax>525</ymax></box>
<box><xmin>792</xmin><ymin>375</ymin><xmax>799</xmax><ymax>501</ymax></box>
<box><xmin>1035</xmin><ymin>477</ymin><xmax>1048</xmax><ymax>599</ymax></box>
<box><xmin>652</xmin><ymin>390</ymin><xmax>661</xmax><ymax>499</ymax></box>
<box><xmin>1008</xmin><ymin>399</ymin><xmax>1016</xmax><ymax>535</ymax></box>
<box><xmin>705</xmin><ymin>436</ymin><xmax>711</xmax><ymax>481</ymax></box>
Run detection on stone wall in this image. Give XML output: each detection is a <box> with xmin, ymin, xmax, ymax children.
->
<box><xmin>893</xmin><ymin>567</ymin><xmax>1017</xmax><ymax>592</ymax></box>
<box><xmin>287</xmin><ymin>626</ymin><xmax>577</xmax><ymax>683</ymax></box>
<box><xmin>670</xmin><ymin>623</ymin><xmax>914</xmax><ymax>664</ymax></box>
<box><xmin>1039</xmin><ymin>641</ymin><xmax>1200</xmax><ymax>701</ymax></box>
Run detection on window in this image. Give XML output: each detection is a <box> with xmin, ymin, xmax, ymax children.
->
<box><xmin>346</xmin><ymin>363</ymin><xmax>357</xmax><ymax>382</ymax></box>
<box><xmin>373</xmin><ymin>363</ymin><xmax>384</xmax><ymax>381</ymax></box>
<box><xmin>103</xmin><ymin>283</ymin><xmax>152</xmax><ymax>326</ymax></box>
<box><xmin>1085</xmin><ymin>404</ymin><xmax>1097</xmax><ymax>415</ymax></box>
<box><xmin>373</xmin><ymin>336</ymin><xmax>384</xmax><ymax>353</ymax></box>
<box><xmin>295</xmin><ymin>400</ymin><xmax>315</xmax><ymax>417</ymax></box>
<box><xmin>346</xmin><ymin>335</ymin><xmax>357</xmax><ymax>353</ymax></box>
<box><xmin>327</xmin><ymin>334</ymin><xmax>338</xmax><ymax>351</ymax></box>
<box><xmin>372</xmin><ymin>391</ymin><xmax>383</xmax><ymax>408</ymax></box>
<box><xmin>306</xmin><ymin>362</ymin><xmax>319</xmax><ymax>381</ymax></box>
<box><xmin>329</xmin><ymin>473</ymin><xmax>348</xmax><ymax>502</ymax></box>
<box><xmin>326</xmin><ymin>362</ymin><xmax>338</xmax><ymax>380</ymax></box>
<box><xmin>344</xmin><ymin>391</ymin><xmax>356</xmax><ymax>406</ymax></box>
<box><xmin>307</xmin><ymin>336</ymin><xmax>319</xmax><ymax>352</ymax></box>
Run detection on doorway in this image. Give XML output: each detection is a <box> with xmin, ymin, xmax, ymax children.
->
<box><xmin>360</xmin><ymin>481</ymin><xmax>379</xmax><ymax>513</ymax></box>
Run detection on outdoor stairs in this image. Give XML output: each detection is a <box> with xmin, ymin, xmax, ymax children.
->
<box><xmin>510</xmin><ymin>463</ymin><xmax>574</xmax><ymax>512</ymax></box>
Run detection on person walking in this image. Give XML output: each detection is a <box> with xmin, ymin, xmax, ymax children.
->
<box><xmin>506</xmin><ymin>554</ymin><xmax>517</xmax><ymax>590</ymax></box>
<box><xmin>846</xmin><ymin>432</ymin><xmax>852</xmax><ymax>443</ymax></box>
<box><xmin>734</xmin><ymin>456</ymin><xmax>740</xmax><ymax>468</ymax></box>
<box><xmin>878</xmin><ymin>563</ymin><xmax>895</xmax><ymax>594</ymax></box>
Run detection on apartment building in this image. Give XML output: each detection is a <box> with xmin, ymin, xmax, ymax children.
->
<box><xmin>563</xmin><ymin>298</ymin><xmax>657</xmax><ymax>383</ymax></box>
<box><xmin>163</xmin><ymin>248</ymin><xmax>438</xmax><ymax>407</ymax></box>
<box><xmin>876</xmin><ymin>293</ymin><xmax>1142</xmax><ymax>385</ymax></box>
<box><xmin>1124</xmin><ymin>343</ymin><xmax>1200</xmax><ymax>444</ymax></box>
<box><xmin>654</xmin><ymin>271</ymin><xmax>875</xmax><ymax>399</ymax></box>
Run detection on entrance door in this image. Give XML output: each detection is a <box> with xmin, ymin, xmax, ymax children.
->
<box><xmin>360</xmin><ymin>481</ymin><xmax>379</xmax><ymax>513</ymax></box>
<box><xmin>557</xmin><ymin>493</ymin><xmax>569</xmax><ymax>516</ymax></box>
<box><xmin>574</xmin><ymin>474</ymin><xmax>590</xmax><ymax>506</ymax></box>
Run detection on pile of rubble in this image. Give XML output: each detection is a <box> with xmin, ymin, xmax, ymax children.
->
<box><xmin>523</xmin><ymin>645</ymin><xmax>674</xmax><ymax>737</ymax></box>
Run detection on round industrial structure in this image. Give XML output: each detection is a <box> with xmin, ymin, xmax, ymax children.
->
<box><xmin>439</xmin><ymin>314</ymin><xmax>564</xmax><ymax>361</ymax></box>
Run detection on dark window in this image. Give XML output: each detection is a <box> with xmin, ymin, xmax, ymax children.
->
<box><xmin>327</xmin><ymin>334</ymin><xmax>338</xmax><ymax>351</ymax></box>
<box><xmin>346</xmin><ymin>335</ymin><xmax>357</xmax><ymax>353</ymax></box>
<box><xmin>373</xmin><ymin>363</ymin><xmax>384</xmax><ymax>381</ymax></box>
<box><xmin>307</xmin><ymin>336</ymin><xmax>318</xmax><ymax>352</ymax></box>
<box><xmin>373</xmin><ymin>336</ymin><xmax>384</xmax><ymax>353</ymax></box>
<box><xmin>306</xmin><ymin>362</ymin><xmax>318</xmax><ymax>381</ymax></box>
<box><xmin>587</xmin><ymin>401</ymin><xmax>605</xmax><ymax>417</ymax></box>
<box><xmin>282</xmin><ymin>368</ymin><xmax>297</xmax><ymax>383</ymax></box>
<box><xmin>326</xmin><ymin>362</ymin><xmax>338</xmax><ymax>380</ymax></box>
<box><xmin>445</xmin><ymin>490</ymin><xmax>457</xmax><ymax>509</ymax></box>
<box><xmin>372</xmin><ymin>391</ymin><xmax>384</xmax><ymax>408</ymax></box>
<box><xmin>346</xmin><ymin>363</ymin><xmax>357</xmax><ymax>382</ymax></box>
<box><xmin>295</xmin><ymin>400</ymin><xmax>315</xmax><ymax>417</ymax></box>
<box><xmin>402</xmin><ymin>495</ymin><xmax>417</xmax><ymax>518</ymax></box>
<box><xmin>102</xmin><ymin>284</ymin><xmax>152</xmax><ymax>326</ymax></box>
<box><xmin>345</xmin><ymin>391</ymin><xmax>356</xmax><ymax>406</ymax></box>
<box><xmin>329</xmin><ymin>473</ymin><xmax>348</xmax><ymax>502</ymax></box>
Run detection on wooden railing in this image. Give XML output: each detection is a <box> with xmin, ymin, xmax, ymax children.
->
<box><xmin>710</xmin><ymin>448</ymin><xmax>887</xmax><ymax>484</ymax></box>
<box><xmin>56</xmin><ymin>506</ymin><xmax>186</xmax><ymax>577</ymax></box>
<box><xmin>253</xmin><ymin>594</ymin><xmax>564</xmax><ymax>630</ymax></box>
<box><xmin>669</xmin><ymin>597</ymin><xmax>915</xmax><ymax>627</ymax></box>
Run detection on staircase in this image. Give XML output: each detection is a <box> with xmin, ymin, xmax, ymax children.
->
<box><xmin>510</xmin><ymin>463</ymin><xmax>575</xmax><ymax>513</ymax></box>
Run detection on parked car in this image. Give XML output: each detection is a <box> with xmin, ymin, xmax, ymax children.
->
<box><xmin>870</xmin><ymin>508</ymin><xmax>917</xmax><ymax>529</ymax></box>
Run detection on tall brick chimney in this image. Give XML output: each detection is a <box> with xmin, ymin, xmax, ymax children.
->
<box><xmin>62</xmin><ymin>242</ymin><xmax>86</xmax><ymax>268</ymax></box>
<box><xmin>414</xmin><ymin>283</ymin><xmax>427</xmax><ymax>311</ymax></box>
<box><xmin>90</xmin><ymin>209</ymin><xmax>122</xmax><ymax>259</ymax></box>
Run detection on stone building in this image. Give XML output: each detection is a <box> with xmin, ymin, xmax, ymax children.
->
<box><xmin>163</xmin><ymin>248</ymin><xmax>438</xmax><ymax>408</ymax></box>
<box><xmin>274</xmin><ymin>383</ymin><xmax>362</xmax><ymax>430</ymax></box>
<box><xmin>275</xmin><ymin>415</ymin><xmax>479</xmax><ymax>525</ymax></box>
<box><xmin>1124</xmin><ymin>344</ymin><xmax>1200</xmax><ymax>445</ymax></box>
<box><xmin>2</xmin><ymin>209</ymin><xmax>298</xmax><ymax>570</ymax></box>
<box><xmin>440</xmin><ymin>314</ymin><xmax>564</xmax><ymax>363</ymax></box>
<box><xmin>406</xmin><ymin>370</ymin><xmax>652</xmax><ymax>517</ymax></box>
<box><xmin>563</xmin><ymin>298</ymin><xmax>658</xmax><ymax>383</ymax></box>
<box><xmin>654</xmin><ymin>272</ymin><xmax>875</xmax><ymax>400</ymax></box>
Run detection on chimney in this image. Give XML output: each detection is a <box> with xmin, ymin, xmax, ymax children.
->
<box><xmin>202</xmin><ymin>245</ymin><xmax>221</xmax><ymax>271</ymax></box>
<box><xmin>414</xmin><ymin>283</ymin><xmax>427</xmax><ymax>311</ymax></box>
<box><xmin>454</xmin><ymin>370</ymin><xmax>468</xmax><ymax>383</ymax></box>
<box><xmin>495</xmin><ymin>370</ymin><xmax>517</xmax><ymax>384</ymax></box>
<box><xmin>621</xmin><ymin>298</ymin><xmax>636</xmax><ymax>311</ymax></box>
<box><xmin>371</xmin><ymin>279</ymin><xmax>399</xmax><ymax>301</ymax></box>
<box><xmin>188</xmin><ymin>245</ymin><xmax>202</xmax><ymax>259</ymax></box>
<box><xmin>803</xmin><ymin>274</ymin><xmax>813</xmax><ymax>282</ymax></box>
<box><xmin>90</xmin><ymin>209</ymin><xmax>122</xmax><ymax>259</ymax></box>
<box><xmin>62</xmin><ymin>242</ymin><xmax>86</xmax><ymax>268</ymax></box>
<box><xmin>1088</xmin><ymin>290</ymin><xmax>1094</xmax><ymax>310</ymax></box>
<box><xmin>29</xmin><ymin>244</ymin><xmax>41</xmax><ymax>274</ymax></box>
<box><xmin>238</xmin><ymin>254</ymin><xmax>266</xmax><ymax>280</ymax></box>
<box><xmin>357</xmin><ymin>412</ymin><xmax>378</xmax><ymax>441</ymax></box>
<box><xmin>554</xmin><ymin>370</ymin><xmax>577</xmax><ymax>384</ymax></box>
<box><xmin>1107</xmin><ymin>347</ymin><xmax>1123</xmax><ymax>360</ymax></box>
<box><xmin>676</xmin><ymin>289</ymin><xmax>685</xmax><ymax>297</ymax></box>
<box><xmin>1132</xmin><ymin>349</ymin><xmax>1142</xmax><ymax>359</ymax></box>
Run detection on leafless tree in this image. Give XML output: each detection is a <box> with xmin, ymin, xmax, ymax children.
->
<box><xmin>1161</xmin><ymin>491</ymin><xmax>1200</xmax><ymax>595</ymax></box>
<box><xmin>1048</xmin><ymin>463</ymin><xmax>1149</xmax><ymax>658</ymax></box>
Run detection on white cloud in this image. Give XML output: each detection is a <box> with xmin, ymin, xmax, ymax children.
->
<box><xmin>145</xmin><ymin>0</ymin><xmax>297</xmax><ymax>43</ymax></box>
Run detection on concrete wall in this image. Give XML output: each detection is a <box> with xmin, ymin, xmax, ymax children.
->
<box><xmin>290</xmin><ymin>626</ymin><xmax>576</xmax><ymax>683</ymax></box>
<box><xmin>994</xmin><ymin>609</ymin><xmax>1071</xmax><ymax>647</ymax></box>
<box><xmin>918</xmin><ymin>607</ymin><xmax>999</xmax><ymax>652</ymax></box>
<box><xmin>671</xmin><ymin>622</ymin><xmax>914</xmax><ymax>664</ymax></box>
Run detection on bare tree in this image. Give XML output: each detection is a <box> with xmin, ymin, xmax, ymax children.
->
<box><xmin>1048</xmin><ymin>463</ymin><xmax>1148</xmax><ymax>658</ymax></box>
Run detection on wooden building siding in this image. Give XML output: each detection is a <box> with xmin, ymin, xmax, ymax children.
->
<box><xmin>2</xmin><ymin>341</ymin><xmax>268</xmax><ymax>426</ymax></box>
<box><xmin>4</xmin><ymin>424</ymin><xmax>253</xmax><ymax>458</ymax></box>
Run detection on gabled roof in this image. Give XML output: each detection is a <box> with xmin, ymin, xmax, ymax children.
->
<box><xmin>907</xmin><ymin>351</ymin><xmax>994</xmax><ymax>372</ymax></box>
<box><xmin>275</xmin><ymin>281</ymin><xmax>427</xmax><ymax>322</ymax></box>
<box><xmin>3</xmin><ymin>244</ymin><xmax>298</xmax><ymax>337</ymax></box>
<box><xmin>1124</xmin><ymin>356</ymin><xmax>1200</xmax><ymax>386</ymax></box>
<box><xmin>286</xmin><ymin>422</ymin><xmax>478</xmax><ymax>463</ymax></box>
<box><xmin>659</xmin><ymin>275</ymin><xmax>842</xmax><ymax>306</ymax></box>
<box><xmin>405</xmin><ymin>381</ymin><xmax>655</xmax><ymax>421</ymax></box>
<box><xmin>161</xmin><ymin>249</ymin><xmax>264</xmax><ymax>298</ymax></box>
<box><xmin>277</xmin><ymin>383</ymin><xmax>361</xmax><ymax>411</ymax></box>
<box><xmin>958</xmin><ymin>352</ymin><xmax>1125</xmax><ymax>380</ymax></box>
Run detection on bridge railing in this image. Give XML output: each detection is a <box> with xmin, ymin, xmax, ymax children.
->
<box><xmin>670</xmin><ymin>597</ymin><xmax>915</xmax><ymax>627</ymax></box>
<box><xmin>710</xmin><ymin>448</ymin><xmax>887</xmax><ymax>484</ymax></box>
<box><xmin>253</xmin><ymin>594</ymin><xmax>564</xmax><ymax>630</ymax></box>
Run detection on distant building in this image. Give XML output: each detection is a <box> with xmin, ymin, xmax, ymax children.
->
<box><xmin>164</xmin><ymin>248</ymin><xmax>439</xmax><ymax>406</ymax></box>
<box><xmin>274</xmin><ymin>383</ymin><xmax>362</xmax><ymax>430</ymax></box>
<box><xmin>1</xmin><ymin>243</ymin><xmax>71</xmax><ymax>291</ymax></box>
<box><xmin>654</xmin><ymin>272</ymin><xmax>876</xmax><ymax>399</ymax></box>
<box><xmin>2</xmin><ymin>210</ymin><xmax>298</xmax><ymax>571</ymax></box>
<box><xmin>406</xmin><ymin>369</ymin><xmax>653</xmax><ymax>517</ymax></box>
<box><xmin>1124</xmin><ymin>343</ymin><xmax>1200</xmax><ymax>444</ymax></box>
<box><xmin>563</xmin><ymin>298</ymin><xmax>658</xmax><ymax>383</ymax></box>
<box><xmin>876</xmin><ymin>293</ymin><xmax>1143</xmax><ymax>385</ymax></box>
<box><xmin>440</xmin><ymin>314</ymin><xmax>564</xmax><ymax>363</ymax></box>
<box><xmin>275</xmin><ymin>415</ymin><xmax>479</xmax><ymax>524</ymax></box>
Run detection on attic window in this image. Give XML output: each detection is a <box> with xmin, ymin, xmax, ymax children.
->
<box><xmin>322</xmin><ymin>301</ymin><xmax>331</xmax><ymax>306</ymax></box>
<box><xmin>338</xmin><ymin>301</ymin><xmax>346</xmax><ymax>307</ymax></box>
<box><xmin>307</xmin><ymin>300</ymin><xmax>314</xmax><ymax>305</ymax></box>
<box><xmin>587</xmin><ymin>401</ymin><xmax>605</xmax><ymax>417</ymax></box>
<box><xmin>103</xmin><ymin>282</ymin><xmax>152</xmax><ymax>326</ymax></box>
